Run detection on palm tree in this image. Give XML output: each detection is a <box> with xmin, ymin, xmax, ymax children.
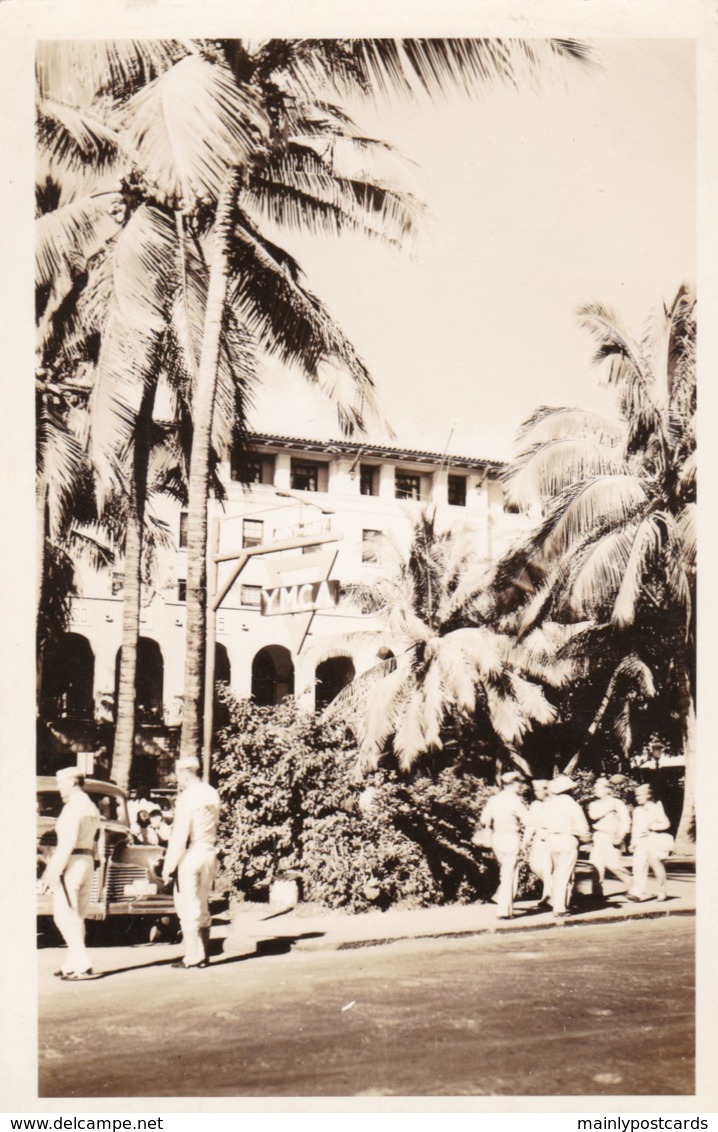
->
<box><xmin>326</xmin><ymin>510</ymin><xmax>567</xmax><ymax>773</ymax></box>
<box><xmin>36</xmin><ymin>38</ymin><xmax>594</xmax><ymax>770</ymax></box>
<box><xmin>168</xmin><ymin>38</ymin><xmax>594</xmax><ymax>762</ymax></box>
<box><xmin>88</xmin><ymin>200</ymin><xmax>261</xmax><ymax>789</ymax></box>
<box><xmin>502</xmin><ymin>286</ymin><xmax>696</xmax><ymax>848</ymax></box>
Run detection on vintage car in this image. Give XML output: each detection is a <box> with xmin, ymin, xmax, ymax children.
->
<box><xmin>37</xmin><ymin>776</ymin><xmax>178</xmax><ymax>937</ymax></box>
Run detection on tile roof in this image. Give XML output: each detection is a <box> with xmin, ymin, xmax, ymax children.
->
<box><xmin>246</xmin><ymin>433</ymin><xmax>503</xmax><ymax>471</ymax></box>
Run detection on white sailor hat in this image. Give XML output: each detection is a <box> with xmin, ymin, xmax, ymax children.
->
<box><xmin>56</xmin><ymin>765</ymin><xmax>83</xmax><ymax>783</ymax></box>
<box><xmin>549</xmin><ymin>774</ymin><xmax>576</xmax><ymax>795</ymax></box>
<box><xmin>176</xmin><ymin>755</ymin><xmax>201</xmax><ymax>772</ymax></box>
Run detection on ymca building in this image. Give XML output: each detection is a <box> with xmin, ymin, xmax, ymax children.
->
<box><xmin>40</xmin><ymin>434</ymin><xmax>533</xmax><ymax>765</ymax></box>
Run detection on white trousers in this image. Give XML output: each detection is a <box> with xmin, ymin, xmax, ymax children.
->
<box><xmin>589</xmin><ymin>832</ymin><xmax>632</xmax><ymax>887</ymax></box>
<box><xmin>547</xmin><ymin>833</ymin><xmax>579</xmax><ymax>915</ymax></box>
<box><xmin>528</xmin><ymin>836</ymin><xmax>552</xmax><ymax>901</ymax></box>
<box><xmin>173</xmin><ymin>844</ymin><xmax>217</xmax><ymax>965</ymax></box>
<box><xmin>629</xmin><ymin>833</ymin><xmax>673</xmax><ymax>898</ymax></box>
<box><xmin>493</xmin><ymin>832</ymin><xmax>521</xmax><ymax>917</ymax></box>
<box><xmin>52</xmin><ymin>855</ymin><xmax>94</xmax><ymax>975</ymax></box>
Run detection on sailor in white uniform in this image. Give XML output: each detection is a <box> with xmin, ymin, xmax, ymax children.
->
<box><xmin>541</xmin><ymin>774</ymin><xmax>591</xmax><ymax>918</ymax></box>
<box><xmin>162</xmin><ymin>755</ymin><xmax>221</xmax><ymax>969</ymax></box>
<box><xmin>40</xmin><ymin>766</ymin><xmax>100</xmax><ymax>980</ymax></box>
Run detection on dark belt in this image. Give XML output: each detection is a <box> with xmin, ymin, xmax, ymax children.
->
<box><xmin>70</xmin><ymin>849</ymin><xmax>94</xmax><ymax>856</ymax></box>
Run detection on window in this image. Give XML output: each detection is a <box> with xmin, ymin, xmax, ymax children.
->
<box><xmin>179</xmin><ymin>511</ymin><xmax>188</xmax><ymax>549</ymax></box>
<box><xmin>177</xmin><ymin>580</ymin><xmax>187</xmax><ymax>602</ymax></box>
<box><xmin>242</xmin><ymin>519</ymin><xmax>264</xmax><ymax>549</ymax></box>
<box><xmin>231</xmin><ymin>453</ymin><xmax>275</xmax><ymax>485</ymax></box>
<box><xmin>448</xmin><ymin>475</ymin><xmax>467</xmax><ymax>507</ymax></box>
<box><xmin>395</xmin><ymin>473</ymin><xmax>421</xmax><ymax>501</ymax></box>
<box><xmin>291</xmin><ymin>460</ymin><xmax>320</xmax><ymax>492</ymax></box>
<box><xmin>360</xmin><ymin>465</ymin><xmax>378</xmax><ymax>496</ymax></box>
<box><xmin>240</xmin><ymin>585</ymin><xmax>262</xmax><ymax>608</ymax></box>
<box><xmin>111</xmin><ymin>572</ymin><xmax>124</xmax><ymax>596</ymax></box>
<box><xmin>362</xmin><ymin>529</ymin><xmax>383</xmax><ymax>563</ymax></box>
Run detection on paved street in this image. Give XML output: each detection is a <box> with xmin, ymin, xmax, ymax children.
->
<box><xmin>38</xmin><ymin>916</ymin><xmax>694</xmax><ymax>1098</ymax></box>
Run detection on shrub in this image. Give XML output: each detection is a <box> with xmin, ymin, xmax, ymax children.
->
<box><xmin>213</xmin><ymin>690</ymin><xmax>500</xmax><ymax>912</ymax></box>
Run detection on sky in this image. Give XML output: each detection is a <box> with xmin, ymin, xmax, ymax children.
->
<box><xmin>250</xmin><ymin>39</ymin><xmax>696</xmax><ymax>461</ymax></box>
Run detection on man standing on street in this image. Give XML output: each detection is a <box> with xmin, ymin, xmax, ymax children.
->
<box><xmin>542</xmin><ymin>775</ymin><xmax>591</xmax><ymax>919</ymax></box>
<box><xmin>477</xmin><ymin>771</ymin><xmax>529</xmax><ymax>920</ymax></box>
<box><xmin>39</xmin><ymin>766</ymin><xmax>101</xmax><ymax>980</ymax></box>
<box><xmin>162</xmin><ymin>755</ymin><xmax>221</xmax><ymax>969</ymax></box>
<box><xmin>524</xmin><ymin>779</ymin><xmax>553</xmax><ymax>907</ymax></box>
<box><xmin>587</xmin><ymin>777</ymin><xmax>632</xmax><ymax>896</ymax></box>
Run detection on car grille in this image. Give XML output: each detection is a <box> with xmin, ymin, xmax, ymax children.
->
<box><xmin>90</xmin><ymin>869</ymin><xmax>101</xmax><ymax>902</ymax></box>
<box><xmin>106</xmin><ymin>863</ymin><xmax>155</xmax><ymax>902</ymax></box>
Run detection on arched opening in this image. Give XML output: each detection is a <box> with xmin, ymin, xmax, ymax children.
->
<box><xmin>215</xmin><ymin>643</ymin><xmax>231</xmax><ymax>685</ymax></box>
<box><xmin>115</xmin><ymin>637</ymin><xmax>164</xmax><ymax>724</ymax></box>
<box><xmin>315</xmin><ymin>655</ymin><xmax>356</xmax><ymax>712</ymax></box>
<box><xmin>41</xmin><ymin>633</ymin><xmax>95</xmax><ymax>721</ymax></box>
<box><xmin>214</xmin><ymin>643</ymin><xmax>232</xmax><ymax>728</ymax></box>
<box><xmin>251</xmin><ymin>645</ymin><xmax>294</xmax><ymax>707</ymax></box>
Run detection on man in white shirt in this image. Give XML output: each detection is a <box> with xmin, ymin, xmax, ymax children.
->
<box><xmin>541</xmin><ymin>775</ymin><xmax>591</xmax><ymax>918</ymax></box>
<box><xmin>627</xmin><ymin>783</ymin><xmax>674</xmax><ymax>902</ymax></box>
<box><xmin>162</xmin><ymin>755</ymin><xmax>221</xmax><ymax>969</ymax></box>
<box><xmin>587</xmin><ymin>777</ymin><xmax>632</xmax><ymax>895</ymax></box>
<box><xmin>477</xmin><ymin>771</ymin><xmax>529</xmax><ymax>919</ymax></box>
<box><xmin>523</xmin><ymin>779</ymin><xmax>552</xmax><ymax>906</ymax></box>
<box><xmin>39</xmin><ymin>766</ymin><xmax>100</xmax><ymax>980</ymax></box>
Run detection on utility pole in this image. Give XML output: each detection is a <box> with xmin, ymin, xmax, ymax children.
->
<box><xmin>201</xmin><ymin>527</ymin><xmax>342</xmax><ymax>782</ymax></box>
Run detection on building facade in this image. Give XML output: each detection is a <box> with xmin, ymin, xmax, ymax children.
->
<box><xmin>40</xmin><ymin>434</ymin><xmax>534</xmax><ymax>758</ymax></box>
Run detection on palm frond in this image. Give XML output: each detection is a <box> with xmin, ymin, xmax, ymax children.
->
<box><xmin>567</xmin><ymin>524</ymin><xmax>640</xmax><ymax>619</ymax></box>
<box><xmin>514</xmin><ymin>405</ymin><xmax>625</xmax><ymax>448</ymax></box>
<box><xmin>272</xmin><ymin>38</ymin><xmax>594</xmax><ymax>104</ymax></box>
<box><xmin>612</xmin><ymin>511</ymin><xmax>667</xmax><ymax>628</ymax></box>
<box><xmin>506</xmin><ymin>437</ymin><xmax>625</xmax><ymax>507</ymax></box>
<box><xmin>36</xmin><ymin>39</ymin><xmax>184</xmax><ymax>104</ymax></box>
<box><xmin>112</xmin><ymin>203</ymin><xmax>177</xmax><ymax>334</ymax></box>
<box><xmin>541</xmin><ymin>474</ymin><xmax>649</xmax><ymax>561</ymax></box>
<box><xmin>123</xmin><ymin>55</ymin><xmax>269</xmax><ymax>208</ymax></box>
<box><xmin>37</xmin><ymin>97</ymin><xmax>122</xmax><ymax>173</ymax></box>
<box><xmin>36</xmin><ymin>196</ymin><xmax>120</xmax><ymax>290</ymax></box>
<box><xmin>227</xmin><ymin>213</ymin><xmax>382</xmax><ymax>435</ymax></box>
<box><xmin>359</xmin><ymin>661</ymin><xmax>413</xmax><ymax>768</ymax></box>
<box><xmin>37</xmin><ymin>401</ymin><xmax>89</xmax><ymax>541</ymax></box>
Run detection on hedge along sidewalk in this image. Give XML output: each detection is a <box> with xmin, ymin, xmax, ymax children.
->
<box><xmin>221</xmin><ymin>869</ymin><xmax>695</xmax><ymax>955</ymax></box>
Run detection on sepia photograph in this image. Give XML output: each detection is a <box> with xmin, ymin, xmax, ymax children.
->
<box><xmin>0</xmin><ymin>3</ymin><xmax>709</xmax><ymax>1113</ymax></box>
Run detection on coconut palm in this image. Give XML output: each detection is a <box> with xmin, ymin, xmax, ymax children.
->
<box><xmin>36</xmin><ymin>38</ymin><xmax>594</xmax><ymax>769</ymax></box>
<box><xmin>502</xmin><ymin>286</ymin><xmax>696</xmax><ymax>848</ymax></box>
<box><xmin>169</xmin><ymin>37</ymin><xmax>594</xmax><ymax>762</ymax></box>
<box><xmin>326</xmin><ymin>510</ymin><xmax>567</xmax><ymax>772</ymax></box>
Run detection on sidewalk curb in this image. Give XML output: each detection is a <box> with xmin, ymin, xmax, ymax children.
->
<box><xmin>223</xmin><ymin>895</ymin><xmax>695</xmax><ymax>957</ymax></box>
<box><xmin>290</xmin><ymin>904</ymin><xmax>695</xmax><ymax>952</ymax></box>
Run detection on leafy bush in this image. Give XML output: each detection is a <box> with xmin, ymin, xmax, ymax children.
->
<box><xmin>213</xmin><ymin>690</ymin><xmax>499</xmax><ymax>912</ymax></box>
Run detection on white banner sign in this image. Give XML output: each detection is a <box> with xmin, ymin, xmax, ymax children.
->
<box><xmin>260</xmin><ymin>578</ymin><xmax>340</xmax><ymax>616</ymax></box>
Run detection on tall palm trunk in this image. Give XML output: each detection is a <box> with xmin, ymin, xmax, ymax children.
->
<box><xmin>179</xmin><ymin>168</ymin><xmax>241</xmax><ymax>762</ymax></box>
<box><xmin>563</xmin><ymin>655</ymin><xmax>655</xmax><ymax>775</ymax></box>
<box><xmin>111</xmin><ymin>496</ymin><xmax>144</xmax><ymax>791</ymax></box>
<box><xmin>110</xmin><ymin>388</ymin><xmax>154</xmax><ymax>791</ymax></box>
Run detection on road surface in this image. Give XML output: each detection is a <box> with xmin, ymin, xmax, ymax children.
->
<box><xmin>38</xmin><ymin>915</ymin><xmax>694</xmax><ymax>1098</ymax></box>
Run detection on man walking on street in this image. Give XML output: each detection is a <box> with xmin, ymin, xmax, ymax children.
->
<box><xmin>588</xmin><ymin>777</ymin><xmax>632</xmax><ymax>896</ymax></box>
<box><xmin>162</xmin><ymin>755</ymin><xmax>221</xmax><ymax>969</ymax></box>
<box><xmin>542</xmin><ymin>775</ymin><xmax>591</xmax><ymax>919</ymax></box>
<box><xmin>477</xmin><ymin>771</ymin><xmax>528</xmax><ymax>920</ymax></box>
<box><xmin>39</xmin><ymin>766</ymin><xmax>100</xmax><ymax>980</ymax></box>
